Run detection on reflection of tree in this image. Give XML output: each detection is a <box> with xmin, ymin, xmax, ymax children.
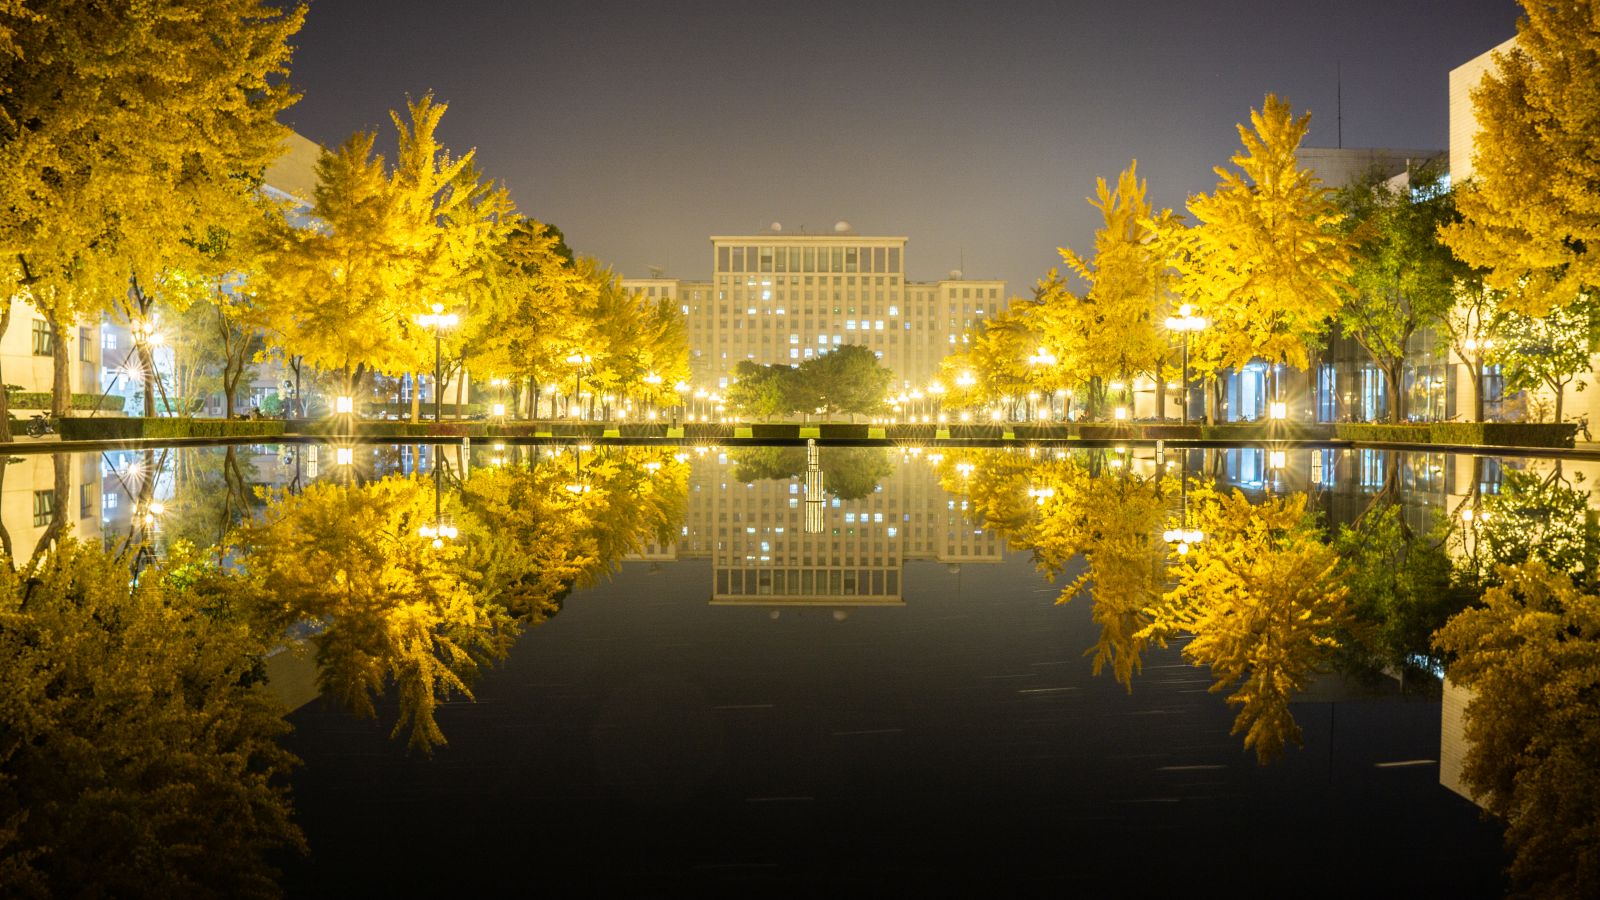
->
<box><xmin>230</xmin><ymin>476</ymin><xmax>514</xmax><ymax>754</ymax></box>
<box><xmin>727</xmin><ymin>446</ymin><xmax>892</xmax><ymax>500</ymax></box>
<box><xmin>0</xmin><ymin>539</ymin><xmax>303</xmax><ymax>896</ymax></box>
<box><xmin>164</xmin><ymin>444</ymin><xmax>259</xmax><ymax>552</ymax></box>
<box><xmin>1470</xmin><ymin>466</ymin><xmax>1599</xmax><ymax>587</ymax></box>
<box><xmin>938</xmin><ymin>450</ymin><xmax>1169</xmax><ymax>689</ymax></box>
<box><xmin>456</xmin><ymin>448</ymin><xmax>688</xmax><ymax>622</ymax></box>
<box><xmin>1434</xmin><ymin>561</ymin><xmax>1600</xmax><ymax>897</ymax></box>
<box><xmin>1143</xmin><ymin>487</ymin><xmax>1350</xmax><ymax>763</ymax></box>
<box><xmin>1333</xmin><ymin>502</ymin><xmax>1467</xmax><ymax>681</ymax></box>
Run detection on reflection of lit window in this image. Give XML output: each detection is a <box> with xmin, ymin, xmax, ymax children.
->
<box><xmin>33</xmin><ymin>490</ymin><xmax>54</xmax><ymax>527</ymax></box>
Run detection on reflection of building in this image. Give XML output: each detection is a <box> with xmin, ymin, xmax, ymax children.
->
<box><xmin>624</xmin><ymin>227</ymin><xmax>1006</xmax><ymax>394</ymax></box>
<box><xmin>0</xmin><ymin>453</ymin><xmax>102</xmax><ymax>560</ymax></box>
<box><xmin>632</xmin><ymin>448</ymin><xmax>1004</xmax><ymax>606</ymax></box>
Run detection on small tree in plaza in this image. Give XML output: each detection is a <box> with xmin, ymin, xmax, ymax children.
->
<box><xmin>792</xmin><ymin>344</ymin><xmax>894</xmax><ymax>418</ymax></box>
<box><xmin>1489</xmin><ymin>297</ymin><xmax>1599</xmax><ymax>423</ymax></box>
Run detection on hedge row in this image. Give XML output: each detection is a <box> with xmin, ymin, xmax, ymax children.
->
<box><xmin>1337</xmin><ymin>421</ymin><xmax>1576</xmax><ymax>448</ymax></box>
<box><xmin>7</xmin><ymin>391</ymin><xmax>126</xmax><ymax>412</ymax></box>
<box><xmin>57</xmin><ymin>417</ymin><xmax>286</xmax><ymax>441</ymax></box>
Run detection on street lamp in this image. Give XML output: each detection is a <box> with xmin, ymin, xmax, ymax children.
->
<box><xmin>1163</xmin><ymin>450</ymin><xmax>1204</xmax><ymax>555</ymax></box>
<box><xmin>490</xmin><ymin>377</ymin><xmax>508</xmax><ymax>419</ymax></box>
<box><xmin>416</xmin><ymin>303</ymin><xmax>459</xmax><ymax>422</ymax></box>
<box><xmin>1164</xmin><ymin>304</ymin><xmax>1208</xmax><ymax>425</ymax></box>
<box><xmin>565</xmin><ymin>353</ymin><xmax>592</xmax><ymax>419</ymax></box>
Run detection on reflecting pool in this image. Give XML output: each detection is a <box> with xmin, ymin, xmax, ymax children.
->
<box><xmin>5</xmin><ymin>442</ymin><xmax>1597</xmax><ymax>895</ymax></box>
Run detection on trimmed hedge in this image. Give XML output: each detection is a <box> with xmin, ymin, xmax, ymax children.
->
<box><xmin>817</xmin><ymin>424</ymin><xmax>868</xmax><ymax>439</ymax></box>
<box><xmin>1334</xmin><ymin>423</ymin><xmax>1433</xmax><ymax>444</ymax></box>
<box><xmin>57</xmin><ymin>417</ymin><xmax>286</xmax><ymax>441</ymax></box>
<box><xmin>7</xmin><ymin>391</ymin><xmax>125</xmax><ymax>412</ymax></box>
<box><xmin>365</xmin><ymin>401</ymin><xmax>485</xmax><ymax>418</ymax></box>
<box><xmin>1335</xmin><ymin>421</ymin><xmax>1577</xmax><ymax>448</ymax></box>
<box><xmin>1198</xmin><ymin>422</ymin><xmax>1337</xmax><ymax>441</ymax></box>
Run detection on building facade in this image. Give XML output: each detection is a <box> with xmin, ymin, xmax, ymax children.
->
<box><xmin>625</xmin><ymin>226</ymin><xmax>1005</xmax><ymax>396</ymax></box>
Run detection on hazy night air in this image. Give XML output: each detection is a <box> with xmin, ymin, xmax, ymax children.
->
<box><xmin>285</xmin><ymin>0</ymin><xmax>1520</xmax><ymax>293</ymax></box>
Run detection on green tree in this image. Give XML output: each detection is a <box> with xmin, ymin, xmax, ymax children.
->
<box><xmin>726</xmin><ymin>360</ymin><xmax>793</xmax><ymax>420</ymax></box>
<box><xmin>1335</xmin><ymin>162</ymin><xmax>1473</xmax><ymax>421</ymax></box>
<box><xmin>1332</xmin><ymin>502</ymin><xmax>1467</xmax><ymax>680</ymax></box>
<box><xmin>0</xmin><ymin>538</ymin><xmax>303</xmax><ymax>897</ymax></box>
<box><xmin>1142</xmin><ymin>487</ymin><xmax>1351</xmax><ymax>763</ymax></box>
<box><xmin>1169</xmin><ymin>95</ymin><xmax>1353</xmax><ymax>413</ymax></box>
<box><xmin>792</xmin><ymin>344</ymin><xmax>893</xmax><ymax>418</ymax></box>
<box><xmin>1439</xmin><ymin>3</ymin><xmax>1600</xmax><ymax>317</ymax></box>
<box><xmin>1466</xmin><ymin>466</ymin><xmax>1600</xmax><ymax>587</ymax></box>
<box><xmin>1434</xmin><ymin>561</ymin><xmax>1600</xmax><ymax>897</ymax></box>
<box><xmin>1489</xmin><ymin>298</ymin><xmax>1598</xmax><ymax>423</ymax></box>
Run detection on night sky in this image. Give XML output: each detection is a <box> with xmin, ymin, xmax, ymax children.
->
<box><xmin>284</xmin><ymin>0</ymin><xmax>1521</xmax><ymax>292</ymax></box>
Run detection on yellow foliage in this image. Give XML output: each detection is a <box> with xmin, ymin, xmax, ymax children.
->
<box><xmin>1142</xmin><ymin>486</ymin><xmax>1350</xmax><ymax>763</ymax></box>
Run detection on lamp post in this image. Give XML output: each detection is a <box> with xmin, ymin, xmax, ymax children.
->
<box><xmin>1164</xmin><ymin>305</ymin><xmax>1207</xmax><ymax>426</ymax></box>
<box><xmin>490</xmin><ymin>377</ymin><xmax>508</xmax><ymax>420</ymax></box>
<box><xmin>565</xmin><ymin>353</ymin><xmax>591</xmax><ymax>418</ymax></box>
<box><xmin>927</xmin><ymin>380</ymin><xmax>945</xmax><ymax>423</ymax></box>
<box><xmin>416</xmin><ymin>303</ymin><xmax>459</xmax><ymax>422</ymax></box>
<box><xmin>674</xmin><ymin>381</ymin><xmax>690</xmax><ymax>424</ymax></box>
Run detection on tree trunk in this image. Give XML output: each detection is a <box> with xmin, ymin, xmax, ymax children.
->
<box><xmin>1383</xmin><ymin>359</ymin><xmax>1404</xmax><ymax>423</ymax></box>
<box><xmin>1205</xmin><ymin>375</ymin><xmax>1218</xmax><ymax>425</ymax></box>
<box><xmin>1154</xmin><ymin>372</ymin><xmax>1167</xmax><ymax>422</ymax></box>
<box><xmin>410</xmin><ymin>373</ymin><xmax>421</xmax><ymax>423</ymax></box>
<box><xmin>46</xmin><ymin>313</ymin><xmax>71</xmax><ymax>419</ymax></box>
<box><xmin>453</xmin><ymin>364</ymin><xmax>464</xmax><ymax>419</ymax></box>
<box><xmin>1469</xmin><ymin>358</ymin><xmax>1484</xmax><ymax>422</ymax></box>
<box><xmin>1552</xmin><ymin>378</ymin><xmax>1565</xmax><ymax>423</ymax></box>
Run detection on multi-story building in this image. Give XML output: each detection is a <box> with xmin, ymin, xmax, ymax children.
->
<box><xmin>631</xmin><ymin>446</ymin><xmax>1004</xmax><ymax>606</ymax></box>
<box><xmin>625</xmin><ymin>224</ymin><xmax>1006</xmax><ymax>395</ymax></box>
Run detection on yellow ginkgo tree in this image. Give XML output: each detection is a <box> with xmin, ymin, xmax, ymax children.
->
<box><xmin>1168</xmin><ymin>95</ymin><xmax>1352</xmax><ymax>419</ymax></box>
<box><xmin>1440</xmin><ymin>2</ymin><xmax>1600</xmax><ymax>318</ymax></box>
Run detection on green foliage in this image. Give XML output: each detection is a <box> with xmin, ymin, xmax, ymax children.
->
<box><xmin>1434</xmin><ymin>561</ymin><xmax>1600</xmax><ymax>897</ymax></box>
<box><xmin>728</xmin><ymin>446</ymin><xmax>892</xmax><ymax>500</ymax></box>
<box><xmin>1427</xmin><ymin>422</ymin><xmax>1576</xmax><ymax>448</ymax></box>
<box><xmin>1333</xmin><ymin>504</ymin><xmax>1469</xmax><ymax>678</ymax></box>
<box><xmin>56</xmin><ymin>418</ymin><xmax>286</xmax><ymax>441</ymax></box>
<box><xmin>1335</xmin><ymin>161</ymin><xmax>1471</xmax><ymax>421</ymax></box>
<box><xmin>1489</xmin><ymin>298</ymin><xmax>1599</xmax><ymax>422</ymax></box>
<box><xmin>726</xmin><ymin>361</ymin><xmax>795</xmax><ymax>420</ymax></box>
<box><xmin>4</xmin><ymin>391</ymin><xmax>123</xmax><ymax>412</ymax></box>
<box><xmin>1470</xmin><ymin>467</ymin><xmax>1600</xmax><ymax>587</ymax></box>
<box><xmin>791</xmin><ymin>344</ymin><xmax>894</xmax><ymax>417</ymax></box>
<box><xmin>0</xmin><ymin>538</ymin><xmax>304</xmax><ymax>897</ymax></box>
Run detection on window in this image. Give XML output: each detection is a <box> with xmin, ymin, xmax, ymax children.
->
<box><xmin>79</xmin><ymin>327</ymin><xmax>92</xmax><ymax>362</ymax></box>
<box><xmin>31</xmin><ymin>319</ymin><xmax>52</xmax><ymax>356</ymax></box>
<box><xmin>33</xmin><ymin>490</ymin><xmax>54</xmax><ymax>527</ymax></box>
<box><xmin>102</xmin><ymin>330</ymin><xmax>118</xmax><ymax>350</ymax></box>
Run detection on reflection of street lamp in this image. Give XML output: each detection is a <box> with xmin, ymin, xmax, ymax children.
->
<box><xmin>1163</xmin><ymin>449</ymin><xmax>1204</xmax><ymax>555</ymax></box>
<box><xmin>1165</xmin><ymin>305</ymin><xmax>1208</xmax><ymax>425</ymax></box>
<box><xmin>416</xmin><ymin>303</ymin><xmax>460</xmax><ymax>422</ymax></box>
<box><xmin>417</xmin><ymin>445</ymin><xmax>457</xmax><ymax>549</ymax></box>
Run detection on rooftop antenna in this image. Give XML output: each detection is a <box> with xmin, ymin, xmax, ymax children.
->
<box><xmin>1337</xmin><ymin>61</ymin><xmax>1343</xmax><ymax>149</ymax></box>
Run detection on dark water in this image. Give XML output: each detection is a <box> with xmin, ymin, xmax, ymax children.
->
<box><xmin>4</xmin><ymin>442</ymin><xmax>1573</xmax><ymax>896</ymax></box>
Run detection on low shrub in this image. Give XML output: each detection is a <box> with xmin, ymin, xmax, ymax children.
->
<box><xmin>7</xmin><ymin>391</ymin><xmax>125</xmax><ymax>412</ymax></box>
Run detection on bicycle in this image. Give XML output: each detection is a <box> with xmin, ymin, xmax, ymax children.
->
<box><xmin>25</xmin><ymin>414</ymin><xmax>54</xmax><ymax>438</ymax></box>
